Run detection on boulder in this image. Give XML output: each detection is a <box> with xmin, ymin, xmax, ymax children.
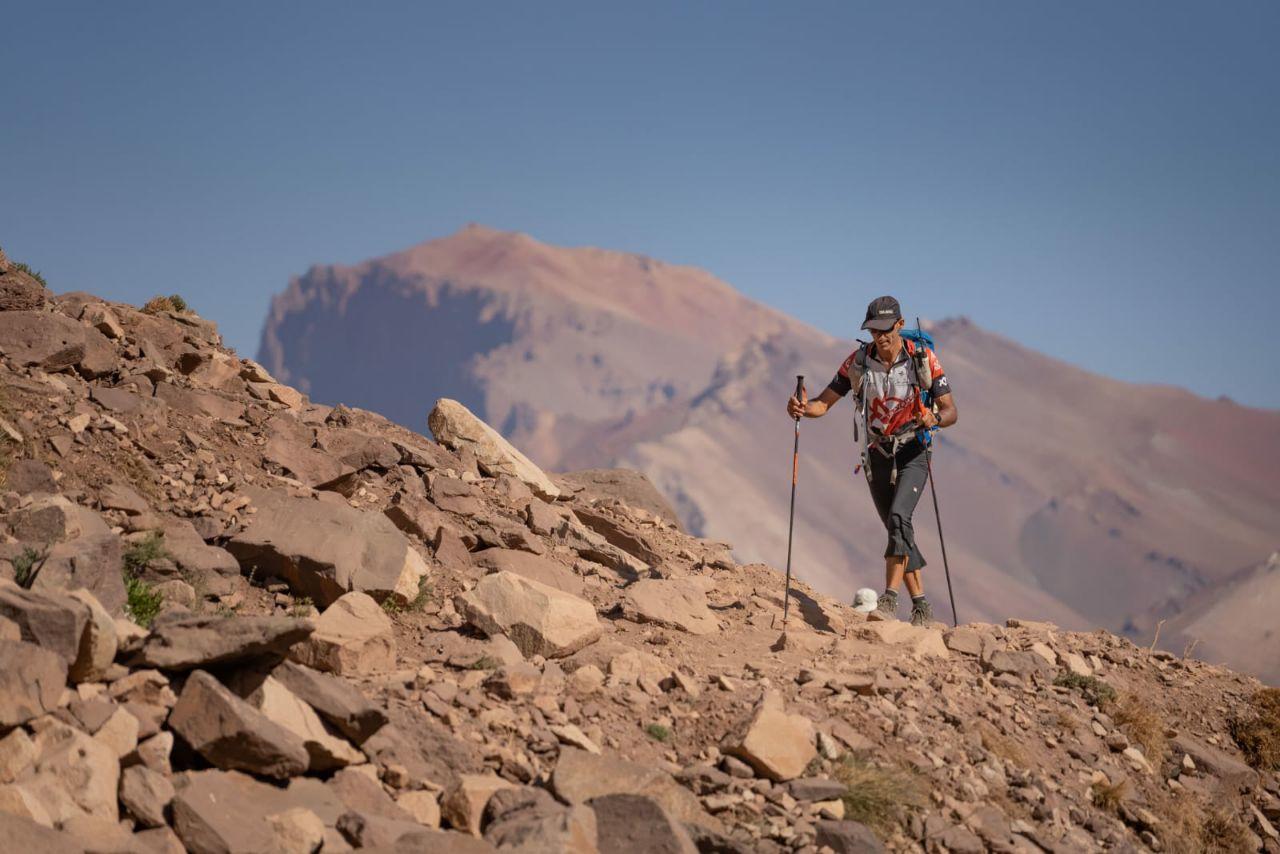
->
<box><xmin>153</xmin><ymin>384</ymin><xmax>244</xmax><ymax>423</ymax></box>
<box><xmin>0</xmin><ymin>581</ymin><xmax>89</xmax><ymax>667</ymax></box>
<box><xmin>314</xmin><ymin>427</ymin><xmax>400</xmax><ymax>471</ymax></box>
<box><xmin>0</xmin><ymin>810</ymin><xmax>85</xmax><ymax>853</ymax></box>
<box><xmin>455</xmin><ymin>571</ymin><xmax>601</xmax><ymax>660</ymax></box>
<box><xmin>247</xmin><ymin>675</ymin><xmax>365</xmax><ymax>771</ymax></box>
<box><xmin>0</xmin><ymin>263</ymin><xmax>51</xmax><ymax>312</ymax></box>
<box><xmin>472</xmin><ymin>548</ymin><xmax>586</xmax><ymax>597</ymax></box>
<box><xmin>849</xmin><ymin>621</ymin><xmax>950</xmax><ymax>660</ymax></box>
<box><xmin>554</xmin><ymin>469</ymin><xmax>683</xmax><ymax>530</ymax></box>
<box><xmin>550</xmin><ymin>748</ymin><xmax>717</xmax><ymax>833</ymax></box>
<box><xmin>327</xmin><ymin>766</ymin><xmax>415</xmax><ymax>821</ymax></box>
<box><xmin>814</xmin><ymin>820</ymin><xmax>886</xmax><ymax>853</ymax></box>
<box><xmin>0</xmin><ymin>311</ymin><xmax>115</xmax><ymax>376</ymax></box>
<box><xmin>262</xmin><ymin>435</ymin><xmax>349</xmax><ymax>487</ymax></box>
<box><xmin>168</xmin><ymin>670</ymin><xmax>310</xmax><ymax>779</ymax></box>
<box><xmin>227</xmin><ymin>490</ymin><xmax>429</xmax><ymax>607</ymax></box>
<box><xmin>428</xmin><ymin>399</ymin><xmax>560</xmax><ymax>500</ymax></box>
<box><xmin>483</xmin><ymin>787</ymin><xmax>598</xmax><ymax>853</ymax></box>
<box><xmin>270</xmin><ymin>660</ymin><xmax>389</xmax><ymax>744</ymax></box>
<box><xmin>32</xmin><ymin>532</ymin><xmax>127</xmax><ymax>616</ymax></box>
<box><xmin>589</xmin><ymin>793</ymin><xmax>696</xmax><ymax>854</ymax></box>
<box><xmin>985</xmin><ymin>650</ymin><xmax>1052</xmax><ymax>680</ymax></box>
<box><xmin>5</xmin><ymin>495</ymin><xmax>110</xmax><ymax>546</ymax></box>
<box><xmin>65</xmin><ymin>589</ymin><xmax>117</xmax><ymax>683</ymax></box>
<box><xmin>0</xmin><ymin>728</ymin><xmax>37</xmax><ymax>784</ymax></box>
<box><xmin>722</xmin><ymin>690</ymin><xmax>817</xmax><ymax>782</ymax></box>
<box><xmin>158</xmin><ymin>519</ymin><xmax>240</xmax><ymax>582</ymax></box>
<box><xmin>622</xmin><ymin>578</ymin><xmax>718</xmax><ymax>635</ymax></box>
<box><xmin>5</xmin><ymin>459</ymin><xmax>57</xmax><ymax>495</ymax></box>
<box><xmin>19</xmin><ymin>719</ymin><xmax>120</xmax><ymax>825</ymax></box>
<box><xmin>133</xmin><ymin>615</ymin><xmax>313</xmax><ymax>671</ymax></box>
<box><xmin>383</xmin><ymin>496</ymin><xmax>447</xmax><ymax>543</ymax></box>
<box><xmin>92</xmin><ymin>705</ymin><xmax>139</xmax><ymax>758</ymax></box>
<box><xmin>397</xmin><ymin>790</ymin><xmax>441</xmax><ymax>828</ymax></box>
<box><xmin>119</xmin><ymin>765</ymin><xmax>175</xmax><ymax>829</ymax></box>
<box><xmin>171</xmin><ymin>769</ymin><xmax>308</xmax><ymax>854</ymax></box>
<box><xmin>289</xmin><ymin>592</ymin><xmax>396</xmax><ymax>675</ymax></box>
<box><xmin>0</xmin><ymin>639</ymin><xmax>68</xmax><ymax>727</ymax></box>
<box><xmin>337</xmin><ymin>811</ymin><xmax>430</xmax><ymax>848</ymax></box>
<box><xmin>98</xmin><ymin>481</ymin><xmax>149</xmax><ymax>515</ymax></box>
<box><xmin>573</xmin><ymin>506</ymin><xmax>662</xmax><ymax>565</ymax></box>
<box><xmin>266</xmin><ymin>807</ymin><xmax>325</xmax><ymax>854</ymax></box>
<box><xmin>441</xmin><ymin>773</ymin><xmax>515</xmax><ymax>836</ymax></box>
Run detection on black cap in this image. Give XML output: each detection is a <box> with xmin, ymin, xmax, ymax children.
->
<box><xmin>861</xmin><ymin>295</ymin><xmax>902</xmax><ymax>331</ymax></box>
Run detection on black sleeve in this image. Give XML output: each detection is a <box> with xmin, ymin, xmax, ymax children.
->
<box><xmin>827</xmin><ymin>372</ymin><xmax>851</xmax><ymax>398</ymax></box>
<box><xmin>929</xmin><ymin>372</ymin><xmax>952</xmax><ymax>399</ymax></box>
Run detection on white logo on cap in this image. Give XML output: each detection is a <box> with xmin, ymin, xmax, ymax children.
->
<box><xmin>878</xmin><ymin>309</ymin><xmax>894</xmax><ymax>315</ymax></box>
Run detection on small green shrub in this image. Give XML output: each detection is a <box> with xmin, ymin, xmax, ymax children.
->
<box><xmin>168</xmin><ymin>294</ymin><xmax>189</xmax><ymax>312</ymax></box>
<box><xmin>289</xmin><ymin>596</ymin><xmax>314</xmax><ymax>618</ymax></box>
<box><xmin>124</xmin><ymin>531</ymin><xmax>167</xmax><ymax>575</ymax></box>
<box><xmin>469</xmin><ymin>656</ymin><xmax>500</xmax><ymax>671</ymax></box>
<box><xmin>124</xmin><ymin>575</ymin><xmax>164</xmax><ymax>628</ymax></box>
<box><xmin>381</xmin><ymin>597</ymin><xmax>404</xmax><ymax>616</ymax></box>
<box><xmin>1054</xmin><ymin>672</ymin><xmax>1117</xmax><ymax>707</ymax></box>
<box><xmin>645</xmin><ymin>723</ymin><xmax>671</xmax><ymax>742</ymax></box>
<box><xmin>409</xmin><ymin>577</ymin><xmax>432</xmax><ymax>612</ymax></box>
<box><xmin>13</xmin><ymin>547</ymin><xmax>43</xmax><ymax>588</ymax></box>
<box><xmin>9</xmin><ymin>261</ymin><xmax>47</xmax><ymax>289</ymax></box>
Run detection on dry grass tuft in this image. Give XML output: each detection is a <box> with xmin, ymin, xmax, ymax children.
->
<box><xmin>1229</xmin><ymin>687</ymin><xmax>1280</xmax><ymax>771</ymax></box>
<box><xmin>980</xmin><ymin>725</ymin><xmax>1029</xmax><ymax>767</ymax></box>
<box><xmin>141</xmin><ymin>294</ymin><xmax>190</xmax><ymax>315</ymax></box>
<box><xmin>1201</xmin><ymin>808</ymin><xmax>1254</xmax><ymax>853</ymax></box>
<box><xmin>1109</xmin><ymin>691</ymin><xmax>1167</xmax><ymax>763</ymax></box>
<box><xmin>1090</xmin><ymin>778</ymin><xmax>1127</xmax><ymax>814</ymax></box>
<box><xmin>833</xmin><ymin>754</ymin><xmax>927</xmax><ymax>837</ymax></box>
<box><xmin>1148</xmin><ymin>789</ymin><xmax>1205</xmax><ymax>854</ymax></box>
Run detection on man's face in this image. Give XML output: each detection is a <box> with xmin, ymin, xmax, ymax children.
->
<box><xmin>870</xmin><ymin>320</ymin><xmax>902</xmax><ymax>355</ymax></box>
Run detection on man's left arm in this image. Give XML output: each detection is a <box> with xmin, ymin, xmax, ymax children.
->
<box><xmin>922</xmin><ymin>349</ymin><xmax>957</xmax><ymax>429</ymax></box>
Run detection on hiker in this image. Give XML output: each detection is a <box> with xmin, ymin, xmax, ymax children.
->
<box><xmin>786</xmin><ymin>296</ymin><xmax>957</xmax><ymax>625</ymax></box>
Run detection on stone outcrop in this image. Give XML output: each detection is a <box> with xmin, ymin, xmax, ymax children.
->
<box><xmin>228</xmin><ymin>490</ymin><xmax>429</xmax><ymax>606</ymax></box>
<box><xmin>168</xmin><ymin>670</ymin><xmax>310</xmax><ymax>779</ymax></box>
<box><xmin>456</xmin><ymin>571</ymin><xmax>602</xmax><ymax>659</ymax></box>
<box><xmin>428</xmin><ymin>399</ymin><xmax>560</xmax><ymax>500</ymax></box>
<box><xmin>289</xmin><ymin>591</ymin><xmax>395</xmax><ymax>675</ymax></box>
<box><xmin>133</xmin><ymin>615</ymin><xmax>313</xmax><ymax>671</ymax></box>
<box><xmin>722</xmin><ymin>690</ymin><xmax>817</xmax><ymax>782</ymax></box>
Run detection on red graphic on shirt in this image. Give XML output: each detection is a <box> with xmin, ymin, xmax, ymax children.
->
<box><xmin>869</xmin><ymin>393</ymin><xmax>919</xmax><ymax>436</ymax></box>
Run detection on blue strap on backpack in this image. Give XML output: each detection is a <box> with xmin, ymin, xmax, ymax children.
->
<box><xmin>901</xmin><ymin>325</ymin><xmax>938</xmax><ymax>445</ymax></box>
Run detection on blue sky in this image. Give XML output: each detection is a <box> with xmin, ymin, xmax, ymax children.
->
<box><xmin>3</xmin><ymin>2</ymin><xmax>1277</xmax><ymax>407</ymax></box>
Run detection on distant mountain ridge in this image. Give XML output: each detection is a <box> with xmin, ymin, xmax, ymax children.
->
<box><xmin>259</xmin><ymin>225</ymin><xmax>1280</xmax><ymax>683</ymax></box>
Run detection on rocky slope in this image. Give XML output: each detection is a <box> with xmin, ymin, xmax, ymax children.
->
<box><xmin>257</xmin><ymin>227</ymin><xmax>1280</xmax><ymax>684</ymax></box>
<box><xmin>1</xmin><ymin>259</ymin><xmax>1279</xmax><ymax>852</ymax></box>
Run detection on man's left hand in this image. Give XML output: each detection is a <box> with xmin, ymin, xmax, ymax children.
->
<box><xmin>918</xmin><ymin>408</ymin><xmax>938</xmax><ymax>429</ymax></box>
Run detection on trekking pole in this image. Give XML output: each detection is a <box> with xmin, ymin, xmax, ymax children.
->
<box><xmin>924</xmin><ymin>444</ymin><xmax>959</xmax><ymax>627</ymax></box>
<box><xmin>781</xmin><ymin>375</ymin><xmax>804</xmax><ymax>629</ymax></box>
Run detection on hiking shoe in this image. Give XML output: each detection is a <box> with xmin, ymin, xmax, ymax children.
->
<box><xmin>910</xmin><ymin>598</ymin><xmax>934</xmax><ymax>627</ymax></box>
<box><xmin>866</xmin><ymin>592</ymin><xmax>900</xmax><ymax>622</ymax></box>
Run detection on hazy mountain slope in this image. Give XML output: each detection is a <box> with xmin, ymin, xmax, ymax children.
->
<box><xmin>260</xmin><ymin>226</ymin><xmax>1280</xmax><ymax>681</ymax></box>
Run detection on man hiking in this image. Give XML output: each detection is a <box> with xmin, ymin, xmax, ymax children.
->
<box><xmin>786</xmin><ymin>296</ymin><xmax>958</xmax><ymax>625</ymax></box>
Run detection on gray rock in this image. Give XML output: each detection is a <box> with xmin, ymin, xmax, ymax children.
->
<box><xmin>270</xmin><ymin>660</ymin><xmax>388</xmax><ymax>744</ymax></box>
<box><xmin>0</xmin><ymin>638</ymin><xmax>68</xmax><ymax>726</ymax></box>
<box><xmin>814</xmin><ymin>820</ymin><xmax>886</xmax><ymax>853</ymax></box>
<box><xmin>133</xmin><ymin>615</ymin><xmax>313</xmax><ymax>670</ymax></box>
<box><xmin>168</xmin><ymin>670</ymin><xmax>310</xmax><ymax>779</ymax></box>
<box><xmin>589</xmin><ymin>793</ymin><xmax>697</xmax><ymax>854</ymax></box>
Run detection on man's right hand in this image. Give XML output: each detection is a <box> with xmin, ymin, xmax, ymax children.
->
<box><xmin>787</xmin><ymin>391</ymin><xmax>807</xmax><ymax>419</ymax></box>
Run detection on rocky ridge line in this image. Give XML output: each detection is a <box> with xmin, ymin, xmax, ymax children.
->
<box><xmin>0</xmin><ymin>265</ymin><xmax>1276</xmax><ymax>852</ymax></box>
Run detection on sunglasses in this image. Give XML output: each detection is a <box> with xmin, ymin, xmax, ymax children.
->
<box><xmin>869</xmin><ymin>324</ymin><xmax>900</xmax><ymax>337</ymax></box>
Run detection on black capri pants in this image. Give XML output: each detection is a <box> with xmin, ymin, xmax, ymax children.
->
<box><xmin>866</xmin><ymin>437</ymin><xmax>929</xmax><ymax>573</ymax></box>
